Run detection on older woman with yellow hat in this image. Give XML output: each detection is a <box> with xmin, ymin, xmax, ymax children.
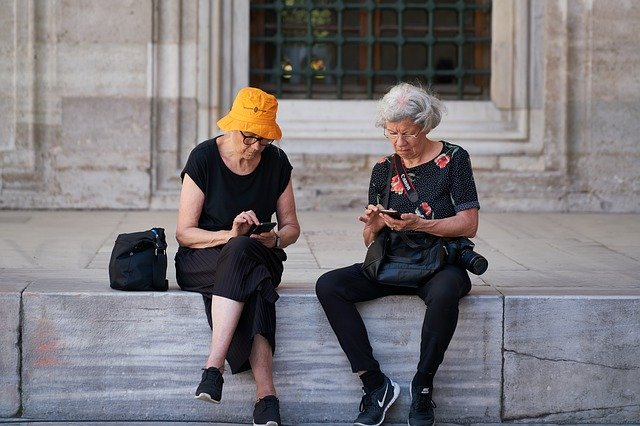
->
<box><xmin>175</xmin><ymin>87</ymin><xmax>300</xmax><ymax>426</ymax></box>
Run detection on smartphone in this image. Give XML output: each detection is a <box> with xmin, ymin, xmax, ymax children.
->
<box><xmin>380</xmin><ymin>209</ymin><xmax>403</xmax><ymax>219</ymax></box>
<box><xmin>246</xmin><ymin>222</ymin><xmax>277</xmax><ymax>235</ymax></box>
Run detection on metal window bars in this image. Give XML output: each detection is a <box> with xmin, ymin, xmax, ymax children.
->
<box><xmin>250</xmin><ymin>0</ymin><xmax>491</xmax><ymax>100</ymax></box>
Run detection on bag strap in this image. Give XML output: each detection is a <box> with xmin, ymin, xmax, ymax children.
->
<box><xmin>392</xmin><ymin>154</ymin><xmax>419</xmax><ymax>203</ymax></box>
<box><xmin>150</xmin><ymin>228</ymin><xmax>167</xmax><ymax>290</ymax></box>
<box><xmin>392</xmin><ymin>154</ymin><xmax>434</xmax><ymax>218</ymax></box>
<box><xmin>382</xmin><ymin>155</ymin><xmax>395</xmax><ymax>208</ymax></box>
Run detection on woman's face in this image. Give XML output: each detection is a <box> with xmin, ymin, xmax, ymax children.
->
<box><xmin>385</xmin><ymin>118</ymin><xmax>427</xmax><ymax>161</ymax></box>
<box><xmin>231</xmin><ymin>130</ymin><xmax>269</xmax><ymax>160</ymax></box>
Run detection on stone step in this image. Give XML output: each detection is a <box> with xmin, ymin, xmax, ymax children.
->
<box><xmin>12</xmin><ymin>277</ymin><xmax>502</xmax><ymax>424</ymax></box>
<box><xmin>3</xmin><ymin>274</ymin><xmax>639</xmax><ymax>424</ymax></box>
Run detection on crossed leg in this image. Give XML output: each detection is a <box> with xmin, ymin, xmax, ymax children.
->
<box><xmin>204</xmin><ymin>294</ymin><xmax>276</xmax><ymax>399</ymax></box>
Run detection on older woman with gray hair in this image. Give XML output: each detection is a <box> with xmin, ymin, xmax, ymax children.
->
<box><xmin>316</xmin><ymin>82</ymin><xmax>480</xmax><ymax>426</ymax></box>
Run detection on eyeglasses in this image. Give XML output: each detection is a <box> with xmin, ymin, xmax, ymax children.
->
<box><xmin>383</xmin><ymin>128</ymin><xmax>421</xmax><ymax>142</ymax></box>
<box><xmin>240</xmin><ymin>131</ymin><xmax>274</xmax><ymax>146</ymax></box>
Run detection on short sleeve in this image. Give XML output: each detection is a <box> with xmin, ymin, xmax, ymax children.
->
<box><xmin>274</xmin><ymin>147</ymin><xmax>293</xmax><ymax>197</ymax></box>
<box><xmin>180</xmin><ymin>145</ymin><xmax>208</xmax><ymax>194</ymax></box>
<box><xmin>450</xmin><ymin>149</ymin><xmax>480</xmax><ymax>212</ymax></box>
<box><xmin>368</xmin><ymin>157</ymin><xmax>391</xmax><ymax>206</ymax></box>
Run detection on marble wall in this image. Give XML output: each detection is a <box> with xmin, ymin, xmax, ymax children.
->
<box><xmin>0</xmin><ymin>0</ymin><xmax>638</xmax><ymax>211</ymax></box>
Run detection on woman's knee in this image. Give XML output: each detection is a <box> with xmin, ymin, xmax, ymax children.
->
<box><xmin>421</xmin><ymin>269</ymin><xmax>467</xmax><ymax>305</ymax></box>
<box><xmin>315</xmin><ymin>271</ymin><xmax>334</xmax><ymax>301</ymax></box>
<box><xmin>222</xmin><ymin>235</ymin><xmax>254</xmax><ymax>255</ymax></box>
<box><xmin>315</xmin><ymin>269</ymin><xmax>345</xmax><ymax>303</ymax></box>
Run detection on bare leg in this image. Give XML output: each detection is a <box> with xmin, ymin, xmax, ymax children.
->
<box><xmin>250</xmin><ymin>334</ymin><xmax>277</xmax><ymax>399</ymax></box>
<box><xmin>205</xmin><ymin>295</ymin><xmax>244</xmax><ymax>372</ymax></box>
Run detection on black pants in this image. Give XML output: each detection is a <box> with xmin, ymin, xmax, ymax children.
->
<box><xmin>315</xmin><ymin>263</ymin><xmax>471</xmax><ymax>375</ymax></box>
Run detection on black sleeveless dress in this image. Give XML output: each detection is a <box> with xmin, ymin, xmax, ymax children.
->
<box><xmin>175</xmin><ymin>137</ymin><xmax>292</xmax><ymax>374</ymax></box>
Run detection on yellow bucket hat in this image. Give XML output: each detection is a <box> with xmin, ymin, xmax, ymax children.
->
<box><xmin>217</xmin><ymin>87</ymin><xmax>282</xmax><ymax>140</ymax></box>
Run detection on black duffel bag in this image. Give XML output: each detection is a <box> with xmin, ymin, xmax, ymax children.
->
<box><xmin>109</xmin><ymin>227</ymin><xmax>168</xmax><ymax>291</ymax></box>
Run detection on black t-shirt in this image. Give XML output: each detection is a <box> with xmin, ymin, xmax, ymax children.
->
<box><xmin>181</xmin><ymin>137</ymin><xmax>292</xmax><ymax>231</ymax></box>
<box><xmin>368</xmin><ymin>141</ymin><xmax>480</xmax><ymax>219</ymax></box>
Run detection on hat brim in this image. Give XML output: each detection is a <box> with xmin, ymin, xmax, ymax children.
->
<box><xmin>217</xmin><ymin>114</ymin><xmax>282</xmax><ymax>140</ymax></box>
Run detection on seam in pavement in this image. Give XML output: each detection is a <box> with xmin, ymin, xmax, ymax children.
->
<box><xmin>84</xmin><ymin>212</ymin><xmax>129</xmax><ymax>269</ymax></box>
<box><xmin>16</xmin><ymin>282</ymin><xmax>32</xmax><ymax>418</ymax></box>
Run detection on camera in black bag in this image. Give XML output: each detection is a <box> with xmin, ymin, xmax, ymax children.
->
<box><xmin>444</xmin><ymin>237</ymin><xmax>488</xmax><ymax>275</ymax></box>
<box><xmin>109</xmin><ymin>227</ymin><xmax>168</xmax><ymax>291</ymax></box>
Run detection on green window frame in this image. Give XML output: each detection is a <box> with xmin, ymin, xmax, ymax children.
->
<box><xmin>250</xmin><ymin>0</ymin><xmax>492</xmax><ymax>100</ymax></box>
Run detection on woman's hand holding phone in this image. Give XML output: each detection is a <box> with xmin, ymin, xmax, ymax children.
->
<box><xmin>246</xmin><ymin>222</ymin><xmax>277</xmax><ymax>235</ymax></box>
<box><xmin>380</xmin><ymin>209</ymin><xmax>403</xmax><ymax>219</ymax></box>
<box><xmin>231</xmin><ymin>210</ymin><xmax>266</xmax><ymax>237</ymax></box>
<box><xmin>246</xmin><ymin>222</ymin><xmax>278</xmax><ymax>248</ymax></box>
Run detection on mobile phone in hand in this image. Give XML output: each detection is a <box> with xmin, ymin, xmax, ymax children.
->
<box><xmin>247</xmin><ymin>222</ymin><xmax>277</xmax><ymax>235</ymax></box>
<box><xmin>380</xmin><ymin>209</ymin><xmax>403</xmax><ymax>219</ymax></box>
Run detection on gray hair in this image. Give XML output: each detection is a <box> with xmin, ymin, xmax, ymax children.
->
<box><xmin>375</xmin><ymin>82</ymin><xmax>446</xmax><ymax>133</ymax></box>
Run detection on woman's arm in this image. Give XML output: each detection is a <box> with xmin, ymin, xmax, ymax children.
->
<box><xmin>359</xmin><ymin>204</ymin><xmax>387</xmax><ymax>247</ymax></box>
<box><xmin>175</xmin><ymin>174</ymin><xmax>234</xmax><ymax>248</ymax></box>
<box><xmin>383</xmin><ymin>207</ymin><xmax>478</xmax><ymax>238</ymax></box>
<box><xmin>267</xmin><ymin>178</ymin><xmax>300</xmax><ymax>249</ymax></box>
<box><xmin>417</xmin><ymin>207</ymin><xmax>478</xmax><ymax>237</ymax></box>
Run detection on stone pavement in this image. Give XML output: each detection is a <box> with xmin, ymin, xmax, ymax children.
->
<box><xmin>1</xmin><ymin>210</ymin><xmax>638</xmax><ymax>292</ymax></box>
<box><xmin>0</xmin><ymin>210</ymin><xmax>639</xmax><ymax>424</ymax></box>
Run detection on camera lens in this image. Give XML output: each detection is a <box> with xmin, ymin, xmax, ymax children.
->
<box><xmin>459</xmin><ymin>249</ymin><xmax>488</xmax><ymax>275</ymax></box>
<box><xmin>469</xmin><ymin>255</ymin><xmax>488</xmax><ymax>275</ymax></box>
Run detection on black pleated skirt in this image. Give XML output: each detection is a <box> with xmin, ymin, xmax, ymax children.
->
<box><xmin>175</xmin><ymin>236</ymin><xmax>286</xmax><ymax>374</ymax></box>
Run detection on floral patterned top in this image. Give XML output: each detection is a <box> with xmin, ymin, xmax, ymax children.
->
<box><xmin>368</xmin><ymin>141</ymin><xmax>480</xmax><ymax>219</ymax></box>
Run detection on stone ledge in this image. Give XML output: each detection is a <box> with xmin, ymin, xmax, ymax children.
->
<box><xmin>503</xmin><ymin>295</ymin><xmax>640</xmax><ymax>423</ymax></box>
<box><xmin>2</xmin><ymin>276</ymin><xmax>639</xmax><ymax>424</ymax></box>
<box><xmin>0</xmin><ymin>282</ymin><xmax>25</xmax><ymax>417</ymax></box>
<box><xmin>13</xmin><ymin>278</ymin><xmax>501</xmax><ymax>424</ymax></box>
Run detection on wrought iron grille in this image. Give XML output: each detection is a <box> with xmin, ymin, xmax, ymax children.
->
<box><xmin>250</xmin><ymin>0</ymin><xmax>491</xmax><ymax>100</ymax></box>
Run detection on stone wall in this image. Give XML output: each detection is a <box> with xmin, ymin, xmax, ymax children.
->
<box><xmin>0</xmin><ymin>0</ymin><xmax>638</xmax><ymax>212</ymax></box>
<box><xmin>0</xmin><ymin>0</ymin><xmax>153</xmax><ymax>208</ymax></box>
<box><xmin>564</xmin><ymin>0</ymin><xmax>640</xmax><ymax>212</ymax></box>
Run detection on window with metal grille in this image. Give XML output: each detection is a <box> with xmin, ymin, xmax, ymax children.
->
<box><xmin>250</xmin><ymin>0</ymin><xmax>491</xmax><ymax>100</ymax></box>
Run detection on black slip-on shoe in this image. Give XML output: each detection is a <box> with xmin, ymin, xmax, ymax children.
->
<box><xmin>253</xmin><ymin>395</ymin><xmax>281</xmax><ymax>426</ymax></box>
<box><xmin>194</xmin><ymin>366</ymin><xmax>224</xmax><ymax>404</ymax></box>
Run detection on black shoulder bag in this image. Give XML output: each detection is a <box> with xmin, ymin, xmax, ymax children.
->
<box><xmin>361</xmin><ymin>155</ymin><xmax>446</xmax><ymax>287</ymax></box>
<box><xmin>109</xmin><ymin>227</ymin><xmax>168</xmax><ymax>291</ymax></box>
